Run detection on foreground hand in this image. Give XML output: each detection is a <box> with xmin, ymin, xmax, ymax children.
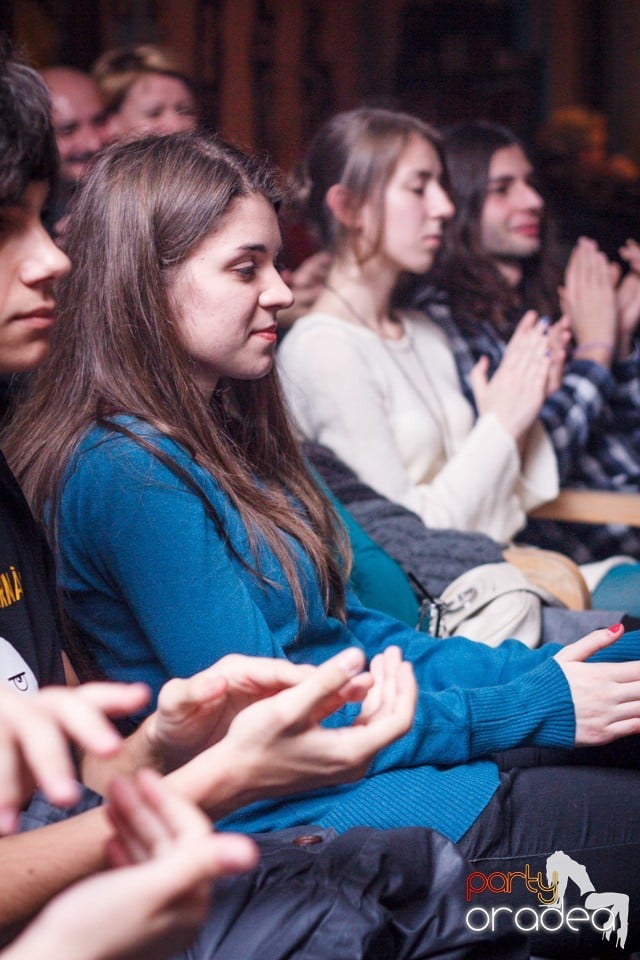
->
<box><xmin>147</xmin><ymin>653</ymin><xmax>371</xmax><ymax>772</ymax></box>
<box><xmin>555</xmin><ymin>624</ymin><xmax>640</xmax><ymax>745</ymax></box>
<box><xmin>4</xmin><ymin>769</ymin><xmax>256</xmax><ymax>960</ymax></box>
<box><xmin>176</xmin><ymin>646</ymin><xmax>417</xmax><ymax>815</ymax></box>
<box><xmin>470</xmin><ymin>310</ymin><xmax>550</xmax><ymax>440</ymax></box>
<box><xmin>0</xmin><ymin>682</ymin><xmax>150</xmax><ymax>833</ymax></box>
<box><xmin>224</xmin><ymin>645</ymin><xmax>417</xmax><ymax>793</ymax></box>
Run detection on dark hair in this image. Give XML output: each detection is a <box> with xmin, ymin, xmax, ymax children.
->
<box><xmin>5</xmin><ymin>132</ymin><xmax>348</xmax><ymax>623</ymax></box>
<box><xmin>300</xmin><ymin>107</ymin><xmax>445</xmax><ymax>256</ymax></box>
<box><xmin>430</xmin><ymin>121</ymin><xmax>560</xmax><ymax>337</ymax></box>
<box><xmin>0</xmin><ymin>36</ymin><xmax>58</xmax><ymax>205</ymax></box>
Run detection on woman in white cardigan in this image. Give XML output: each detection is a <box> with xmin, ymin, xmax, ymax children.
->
<box><xmin>279</xmin><ymin>108</ymin><xmax>567</xmax><ymax>543</ymax></box>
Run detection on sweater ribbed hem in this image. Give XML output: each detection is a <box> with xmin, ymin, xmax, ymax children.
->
<box><xmin>216</xmin><ymin>760</ymin><xmax>501</xmax><ymax>844</ymax></box>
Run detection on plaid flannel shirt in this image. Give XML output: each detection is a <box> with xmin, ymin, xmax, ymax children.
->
<box><xmin>415</xmin><ymin>287</ymin><xmax>640</xmax><ymax>562</ymax></box>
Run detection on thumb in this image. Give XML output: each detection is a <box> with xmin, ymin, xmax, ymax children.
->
<box><xmin>555</xmin><ymin>624</ymin><xmax>624</xmax><ymax>664</ymax></box>
<box><xmin>470</xmin><ymin>355</ymin><xmax>490</xmax><ymax>395</ymax></box>
<box><xmin>139</xmin><ymin>833</ymin><xmax>259</xmax><ymax>898</ymax></box>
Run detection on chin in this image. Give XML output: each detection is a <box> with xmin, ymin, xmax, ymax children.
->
<box><xmin>508</xmin><ymin>236</ymin><xmax>541</xmax><ymax>258</ymax></box>
<box><xmin>404</xmin><ymin>254</ymin><xmax>437</xmax><ymax>275</ymax></box>
<box><xmin>238</xmin><ymin>360</ymin><xmax>275</xmax><ymax>382</ymax></box>
<box><xmin>10</xmin><ymin>341</ymin><xmax>52</xmax><ymax>373</ymax></box>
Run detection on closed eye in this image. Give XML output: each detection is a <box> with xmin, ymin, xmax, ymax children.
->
<box><xmin>234</xmin><ymin>262</ymin><xmax>257</xmax><ymax>279</ymax></box>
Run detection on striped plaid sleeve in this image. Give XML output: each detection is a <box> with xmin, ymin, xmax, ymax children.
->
<box><xmin>539</xmin><ymin>359</ymin><xmax>615</xmax><ymax>482</ymax></box>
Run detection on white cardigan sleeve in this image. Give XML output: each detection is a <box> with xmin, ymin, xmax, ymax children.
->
<box><xmin>278</xmin><ymin>315</ymin><xmax>557</xmax><ymax>541</ymax></box>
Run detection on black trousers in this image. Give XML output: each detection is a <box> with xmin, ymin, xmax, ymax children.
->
<box><xmin>184</xmin><ymin>825</ymin><xmax>526</xmax><ymax>960</ymax></box>
<box><xmin>457</xmin><ymin>743</ymin><xmax>640</xmax><ymax>958</ymax></box>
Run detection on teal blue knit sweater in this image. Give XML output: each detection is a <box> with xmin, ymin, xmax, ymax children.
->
<box><xmin>57</xmin><ymin>421</ymin><xmax>638</xmax><ymax>841</ymax></box>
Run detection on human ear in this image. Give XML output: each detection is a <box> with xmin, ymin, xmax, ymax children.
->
<box><xmin>325</xmin><ymin>184</ymin><xmax>361</xmax><ymax>231</ymax></box>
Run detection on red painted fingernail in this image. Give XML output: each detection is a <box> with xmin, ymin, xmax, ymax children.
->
<box><xmin>608</xmin><ymin>623</ymin><xmax>623</xmax><ymax>632</ymax></box>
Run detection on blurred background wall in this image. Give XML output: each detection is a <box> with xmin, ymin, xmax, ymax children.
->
<box><xmin>1</xmin><ymin>0</ymin><xmax>638</xmax><ymax>175</ymax></box>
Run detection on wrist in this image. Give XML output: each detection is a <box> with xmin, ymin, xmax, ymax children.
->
<box><xmin>165</xmin><ymin>740</ymin><xmax>259</xmax><ymax>819</ymax></box>
<box><xmin>572</xmin><ymin>340</ymin><xmax>614</xmax><ymax>367</ymax></box>
<box><xmin>7</xmin><ymin>907</ymin><xmax>93</xmax><ymax>960</ymax></box>
<box><xmin>137</xmin><ymin>714</ymin><xmax>177</xmax><ymax>775</ymax></box>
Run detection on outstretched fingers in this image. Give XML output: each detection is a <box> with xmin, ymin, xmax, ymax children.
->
<box><xmin>0</xmin><ymin>682</ymin><xmax>150</xmax><ymax>829</ymax></box>
<box><xmin>281</xmin><ymin>647</ymin><xmax>369</xmax><ymax>727</ymax></box>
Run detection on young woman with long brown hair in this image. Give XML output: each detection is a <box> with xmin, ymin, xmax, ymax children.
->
<box><xmin>279</xmin><ymin>108</ymin><xmax>567</xmax><ymax>543</ymax></box>
<box><xmin>6</xmin><ymin>128</ymin><xmax>640</xmax><ymax>957</ymax></box>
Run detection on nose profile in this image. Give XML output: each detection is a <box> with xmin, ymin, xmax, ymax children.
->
<box><xmin>429</xmin><ymin>181</ymin><xmax>455</xmax><ymax>220</ymax></box>
<box><xmin>260</xmin><ymin>268</ymin><xmax>295</xmax><ymax>311</ymax></box>
<box><xmin>22</xmin><ymin>228</ymin><xmax>72</xmax><ymax>285</ymax></box>
<box><xmin>519</xmin><ymin>180</ymin><xmax>544</xmax><ymax>210</ymax></box>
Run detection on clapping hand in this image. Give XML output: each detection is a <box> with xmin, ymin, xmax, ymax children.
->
<box><xmin>169</xmin><ymin>646</ymin><xmax>417</xmax><ymax>816</ymax></box>
<box><xmin>3</xmin><ymin>769</ymin><xmax>256</xmax><ymax>960</ymax></box>
<box><xmin>470</xmin><ymin>310</ymin><xmax>550</xmax><ymax>441</ymax></box>
<box><xmin>146</xmin><ymin>652</ymin><xmax>372</xmax><ymax>772</ymax></box>
<box><xmin>0</xmin><ymin>682</ymin><xmax>149</xmax><ymax>833</ymax></box>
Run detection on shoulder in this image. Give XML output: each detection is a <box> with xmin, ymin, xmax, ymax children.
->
<box><xmin>278</xmin><ymin>313</ymin><xmax>382</xmax><ymax>386</ymax></box>
<box><xmin>74</xmin><ymin>417</ymin><xmax>190</xmax><ymax>469</ymax></box>
<box><xmin>279</xmin><ymin>312</ymin><xmax>372</xmax><ymax>354</ymax></box>
<box><xmin>402</xmin><ymin>310</ymin><xmax>457</xmax><ymax>354</ymax></box>
<box><xmin>64</xmin><ymin>417</ymin><xmax>202</xmax><ymax>503</ymax></box>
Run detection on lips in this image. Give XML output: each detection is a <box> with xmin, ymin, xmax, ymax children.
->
<box><xmin>512</xmin><ymin>222</ymin><xmax>540</xmax><ymax>237</ymax></box>
<box><xmin>252</xmin><ymin>324</ymin><xmax>278</xmax><ymax>343</ymax></box>
<box><xmin>12</xmin><ymin>306</ymin><xmax>56</xmax><ymax>328</ymax></box>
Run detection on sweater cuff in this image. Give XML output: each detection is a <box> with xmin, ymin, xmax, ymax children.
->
<box><xmin>588</xmin><ymin>629</ymin><xmax>640</xmax><ymax>663</ymax></box>
<box><xmin>468</xmin><ymin>656</ymin><xmax>575</xmax><ymax>756</ymax></box>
